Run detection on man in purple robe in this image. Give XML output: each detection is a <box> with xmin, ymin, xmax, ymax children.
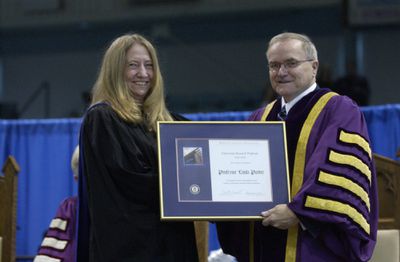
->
<box><xmin>217</xmin><ymin>32</ymin><xmax>378</xmax><ymax>262</ymax></box>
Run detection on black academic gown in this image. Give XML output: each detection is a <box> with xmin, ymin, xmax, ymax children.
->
<box><xmin>77</xmin><ymin>102</ymin><xmax>198</xmax><ymax>262</ymax></box>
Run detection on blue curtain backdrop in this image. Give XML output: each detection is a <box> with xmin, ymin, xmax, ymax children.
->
<box><xmin>0</xmin><ymin>104</ymin><xmax>399</xmax><ymax>257</ymax></box>
<box><xmin>0</xmin><ymin>118</ymin><xmax>81</xmax><ymax>256</ymax></box>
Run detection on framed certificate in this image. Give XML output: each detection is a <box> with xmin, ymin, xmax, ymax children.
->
<box><xmin>157</xmin><ymin>121</ymin><xmax>290</xmax><ymax>220</ymax></box>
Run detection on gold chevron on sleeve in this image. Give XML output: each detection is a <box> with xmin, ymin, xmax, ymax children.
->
<box><xmin>318</xmin><ymin>171</ymin><xmax>370</xmax><ymax>211</ymax></box>
<box><xmin>328</xmin><ymin>150</ymin><xmax>371</xmax><ymax>185</ymax></box>
<box><xmin>41</xmin><ymin>237</ymin><xmax>68</xmax><ymax>250</ymax></box>
<box><xmin>49</xmin><ymin>218</ymin><xmax>68</xmax><ymax>231</ymax></box>
<box><xmin>305</xmin><ymin>195</ymin><xmax>370</xmax><ymax>234</ymax></box>
<box><xmin>339</xmin><ymin>130</ymin><xmax>371</xmax><ymax>159</ymax></box>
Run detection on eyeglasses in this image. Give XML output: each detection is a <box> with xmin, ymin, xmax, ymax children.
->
<box><xmin>268</xmin><ymin>59</ymin><xmax>314</xmax><ymax>72</ymax></box>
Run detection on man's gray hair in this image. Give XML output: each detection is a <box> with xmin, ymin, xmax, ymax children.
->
<box><xmin>268</xmin><ymin>32</ymin><xmax>318</xmax><ymax>60</ymax></box>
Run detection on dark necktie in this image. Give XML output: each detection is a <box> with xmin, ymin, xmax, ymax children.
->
<box><xmin>278</xmin><ymin>106</ymin><xmax>287</xmax><ymax>120</ymax></box>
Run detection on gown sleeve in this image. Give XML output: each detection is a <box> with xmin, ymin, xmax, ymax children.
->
<box><xmin>288</xmin><ymin>95</ymin><xmax>378</xmax><ymax>261</ymax></box>
<box><xmin>35</xmin><ymin>197</ymin><xmax>77</xmax><ymax>262</ymax></box>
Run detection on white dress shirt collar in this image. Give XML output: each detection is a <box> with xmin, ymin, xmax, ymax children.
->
<box><xmin>280</xmin><ymin>83</ymin><xmax>317</xmax><ymax>114</ymax></box>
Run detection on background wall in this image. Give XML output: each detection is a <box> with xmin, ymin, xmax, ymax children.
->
<box><xmin>0</xmin><ymin>0</ymin><xmax>399</xmax><ymax>118</ymax></box>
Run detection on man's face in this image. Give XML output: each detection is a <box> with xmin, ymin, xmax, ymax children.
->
<box><xmin>267</xmin><ymin>39</ymin><xmax>318</xmax><ymax>102</ymax></box>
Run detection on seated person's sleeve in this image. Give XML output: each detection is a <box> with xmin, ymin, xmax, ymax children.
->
<box><xmin>34</xmin><ymin>196</ymin><xmax>77</xmax><ymax>262</ymax></box>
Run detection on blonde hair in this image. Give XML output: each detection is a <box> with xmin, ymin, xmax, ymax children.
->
<box><xmin>71</xmin><ymin>146</ymin><xmax>79</xmax><ymax>180</ymax></box>
<box><xmin>91</xmin><ymin>33</ymin><xmax>173</xmax><ymax>131</ymax></box>
<box><xmin>267</xmin><ymin>32</ymin><xmax>318</xmax><ymax>61</ymax></box>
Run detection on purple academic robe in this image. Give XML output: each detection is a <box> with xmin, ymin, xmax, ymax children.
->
<box><xmin>217</xmin><ymin>88</ymin><xmax>378</xmax><ymax>262</ymax></box>
<box><xmin>34</xmin><ymin>196</ymin><xmax>77</xmax><ymax>262</ymax></box>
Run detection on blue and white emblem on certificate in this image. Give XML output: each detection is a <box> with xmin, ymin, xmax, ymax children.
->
<box><xmin>189</xmin><ymin>184</ymin><xmax>201</xmax><ymax>195</ymax></box>
<box><xmin>157</xmin><ymin>121</ymin><xmax>290</xmax><ymax>220</ymax></box>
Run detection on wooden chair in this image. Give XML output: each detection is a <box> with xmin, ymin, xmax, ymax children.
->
<box><xmin>0</xmin><ymin>156</ymin><xmax>20</xmax><ymax>262</ymax></box>
<box><xmin>370</xmin><ymin>153</ymin><xmax>400</xmax><ymax>262</ymax></box>
<box><xmin>374</xmin><ymin>153</ymin><xmax>400</xmax><ymax>229</ymax></box>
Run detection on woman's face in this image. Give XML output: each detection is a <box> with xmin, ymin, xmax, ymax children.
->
<box><xmin>125</xmin><ymin>43</ymin><xmax>154</xmax><ymax>103</ymax></box>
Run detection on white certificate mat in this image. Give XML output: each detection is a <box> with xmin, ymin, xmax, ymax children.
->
<box><xmin>209</xmin><ymin>139</ymin><xmax>272</xmax><ymax>202</ymax></box>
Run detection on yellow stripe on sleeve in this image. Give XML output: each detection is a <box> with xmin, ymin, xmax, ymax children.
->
<box><xmin>305</xmin><ymin>195</ymin><xmax>370</xmax><ymax>234</ymax></box>
<box><xmin>329</xmin><ymin>150</ymin><xmax>371</xmax><ymax>185</ymax></box>
<box><xmin>33</xmin><ymin>255</ymin><xmax>62</xmax><ymax>262</ymax></box>
<box><xmin>318</xmin><ymin>171</ymin><xmax>370</xmax><ymax>211</ymax></box>
<box><xmin>49</xmin><ymin>218</ymin><xmax>68</xmax><ymax>231</ymax></box>
<box><xmin>41</xmin><ymin>237</ymin><xmax>68</xmax><ymax>250</ymax></box>
<box><xmin>339</xmin><ymin>130</ymin><xmax>371</xmax><ymax>159</ymax></box>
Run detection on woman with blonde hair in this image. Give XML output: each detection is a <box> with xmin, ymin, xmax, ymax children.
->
<box><xmin>76</xmin><ymin>33</ymin><xmax>198</xmax><ymax>261</ymax></box>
